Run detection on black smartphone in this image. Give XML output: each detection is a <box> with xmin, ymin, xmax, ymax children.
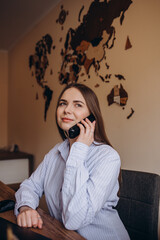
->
<box><xmin>68</xmin><ymin>113</ymin><xmax>95</xmax><ymax>139</ymax></box>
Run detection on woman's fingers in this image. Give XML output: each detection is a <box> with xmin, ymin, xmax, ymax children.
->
<box><xmin>76</xmin><ymin>118</ymin><xmax>96</xmax><ymax>146</ymax></box>
<box><xmin>17</xmin><ymin>211</ymin><xmax>27</xmax><ymax>227</ymax></box>
<box><xmin>17</xmin><ymin>212</ymin><xmax>26</xmax><ymax>227</ymax></box>
<box><xmin>17</xmin><ymin>209</ymin><xmax>43</xmax><ymax>228</ymax></box>
<box><xmin>37</xmin><ymin>216</ymin><xmax>43</xmax><ymax>229</ymax></box>
<box><xmin>26</xmin><ymin>210</ymin><xmax>33</xmax><ymax>227</ymax></box>
<box><xmin>85</xmin><ymin>118</ymin><xmax>96</xmax><ymax>133</ymax></box>
<box><xmin>80</xmin><ymin>118</ymin><xmax>95</xmax><ymax>134</ymax></box>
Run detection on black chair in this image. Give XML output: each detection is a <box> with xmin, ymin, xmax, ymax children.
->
<box><xmin>116</xmin><ymin>169</ymin><xmax>160</xmax><ymax>240</ymax></box>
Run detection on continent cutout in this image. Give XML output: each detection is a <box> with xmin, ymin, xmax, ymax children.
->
<box><xmin>127</xmin><ymin>108</ymin><xmax>134</xmax><ymax>119</ymax></box>
<box><xmin>107</xmin><ymin>84</ymin><xmax>128</xmax><ymax>106</ymax></box>
<box><xmin>125</xmin><ymin>36</ymin><xmax>132</xmax><ymax>50</ymax></box>
<box><xmin>115</xmin><ymin>74</ymin><xmax>125</xmax><ymax>80</ymax></box>
<box><xmin>56</xmin><ymin>5</ymin><xmax>69</xmax><ymax>30</ymax></box>
<box><xmin>29</xmin><ymin>34</ymin><xmax>53</xmax><ymax>121</ymax></box>
<box><xmin>78</xmin><ymin>5</ymin><xmax>84</xmax><ymax>22</ymax></box>
<box><xmin>59</xmin><ymin>0</ymin><xmax>132</xmax><ymax>85</ymax></box>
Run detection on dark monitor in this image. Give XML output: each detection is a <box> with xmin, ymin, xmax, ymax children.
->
<box><xmin>0</xmin><ymin>217</ymin><xmax>51</xmax><ymax>240</ymax></box>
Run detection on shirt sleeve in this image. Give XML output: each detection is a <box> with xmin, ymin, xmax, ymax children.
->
<box><xmin>62</xmin><ymin>142</ymin><xmax>120</xmax><ymax>230</ymax></box>
<box><xmin>14</xmin><ymin>153</ymin><xmax>49</xmax><ymax>216</ymax></box>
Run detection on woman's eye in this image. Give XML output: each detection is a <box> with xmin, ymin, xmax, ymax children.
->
<box><xmin>59</xmin><ymin>102</ymin><xmax>66</xmax><ymax>106</ymax></box>
<box><xmin>75</xmin><ymin>103</ymin><xmax>82</xmax><ymax>107</ymax></box>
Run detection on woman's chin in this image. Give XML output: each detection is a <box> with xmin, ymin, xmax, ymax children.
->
<box><xmin>61</xmin><ymin>126</ymin><xmax>71</xmax><ymax>132</ymax></box>
<box><xmin>60</xmin><ymin>123</ymin><xmax>75</xmax><ymax>131</ymax></box>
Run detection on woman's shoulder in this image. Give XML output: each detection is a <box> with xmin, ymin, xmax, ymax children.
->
<box><xmin>45</xmin><ymin>142</ymin><xmax>62</xmax><ymax>158</ymax></box>
<box><xmin>91</xmin><ymin>142</ymin><xmax>120</xmax><ymax>159</ymax></box>
<box><xmin>45</xmin><ymin>139</ymin><xmax>69</xmax><ymax>158</ymax></box>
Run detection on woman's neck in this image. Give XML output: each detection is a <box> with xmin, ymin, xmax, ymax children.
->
<box><xmin>64</xmin><ymin>130</ymin><xmax>77</xmax><ymax>149</ymax></box>
<box><xmin>68</xmin><ymin>138</ymin><xmax>76</xmax><ymax>149</ymax></box>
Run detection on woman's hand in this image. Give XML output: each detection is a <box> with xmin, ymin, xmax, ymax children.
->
<box><xmin>17</xmin><ymin>206</ymin><xmax>43</xmax><ymax>229</ymax></box>
<box><xmin>76</xmin><ymin>118</ymin><xmax>96</xmax><ymax>146</ymax></box>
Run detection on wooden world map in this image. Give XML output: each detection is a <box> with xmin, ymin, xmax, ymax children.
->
<box><xmin>29</xmin><ymin>0</ymin><xmax>134</xmax><ymax>120</ymax></box>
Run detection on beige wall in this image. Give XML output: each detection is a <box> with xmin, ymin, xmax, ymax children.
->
<box><xmin>7</xmin><ymin>0</ymin><xmax>160</xmax><ymax>234</ymax></box>
<box><xmin>0</xmin><ymin>51</ymin><xmax>8</xmax><ymax>148</ymax></box>
<box><xmin>8</xmin><ymin>0</ymin><xmax>160</xmax><ymax>173</ymax></box>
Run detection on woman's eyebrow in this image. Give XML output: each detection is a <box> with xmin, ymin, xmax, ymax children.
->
<box><xmin>59</xmin><ymin>99</ymin><xmax>85</xmax><ymax>105</ymax></box>
<box><xmin>59</xmin><ymin>99</ymin><xmax>67</xmax><ymax>102</ymax></box>
<box><xmin>73</xmin><ymin>100</ymin><xmax>85</xmax><ymax>105</ymax></box>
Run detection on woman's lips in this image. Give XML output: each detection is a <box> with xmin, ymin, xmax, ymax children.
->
<box><xmin>62</xmin><ymin>118</ymin><xmax>74</xmax><ymax>122</ymax></box>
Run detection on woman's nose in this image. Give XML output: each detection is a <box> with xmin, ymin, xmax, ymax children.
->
<box><xmin>64</xmin><ymin>104</ymin><xmax>73</xmax><ymax>113</ymax></box>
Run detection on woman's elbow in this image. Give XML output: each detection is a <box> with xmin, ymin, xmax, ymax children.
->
<box><xmin>63</xmin><ymin>220</ymin><xmax>78</xmax><ymax>230</ymax></box>
<box><xmin>62</xmin><ymin>215</ymin><xmax>81</xmax><ymax>230</ymax></box>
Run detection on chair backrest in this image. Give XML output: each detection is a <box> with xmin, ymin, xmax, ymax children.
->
<box><xmin>116</xmin><ymin>169</ymin><xmax>160</xmax><ymax>240</ymax></box>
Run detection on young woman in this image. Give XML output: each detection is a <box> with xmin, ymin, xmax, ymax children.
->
<box><xmin>15</xmin><ymin>83</ymin><xmax>130</xmax><ymax>240</ymax></box>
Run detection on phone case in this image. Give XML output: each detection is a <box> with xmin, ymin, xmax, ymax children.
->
<box><xmin>68</xmin><ymin>114</ymin><xmax>95</xmax><ymax>139</ymax></box>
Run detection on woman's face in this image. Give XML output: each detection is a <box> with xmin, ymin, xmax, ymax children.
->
<box><xmin>57</xmin><ymin>87</ymin><xmax>90</xmax><ymax>131</ymax></box>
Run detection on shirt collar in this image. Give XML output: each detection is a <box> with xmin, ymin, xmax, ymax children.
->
<box><xmin>58</xmin><ymin>139</ymin><xmax>99</xmax><ymax>162</ymax></box>
<box><xmin>58</xmin><ymin>139</ymin><xmax>70</xmax><ymax>162</ymax></box>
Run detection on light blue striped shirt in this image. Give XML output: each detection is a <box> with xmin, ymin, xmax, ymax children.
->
<box><xmin>15</xmin><ymin>140</ymin><xmax>130</xmax><ymax>240</ymax></box>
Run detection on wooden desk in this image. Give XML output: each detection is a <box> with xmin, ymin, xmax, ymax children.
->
<box><xmin>0</xmin><ymin>181</ymin><xmax>85</xmax><ymax>240</ymax></box>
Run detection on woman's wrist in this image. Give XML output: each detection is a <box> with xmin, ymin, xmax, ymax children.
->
<box><xmin>19</xmin><ymin>205</ymin><xmax>32</xmax><ymax>213</ymax></box>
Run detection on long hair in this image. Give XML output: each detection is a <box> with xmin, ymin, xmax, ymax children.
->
<box><xmin>56</xmin><ymin>83</ymin><xmax>111</xmax><ymax>146</ymax></box>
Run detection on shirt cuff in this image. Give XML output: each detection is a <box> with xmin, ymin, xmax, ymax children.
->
<box><xmin>14</xmin><ymin>202</ymin><xmax>35</xmax><ymax>216</ymax></box>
